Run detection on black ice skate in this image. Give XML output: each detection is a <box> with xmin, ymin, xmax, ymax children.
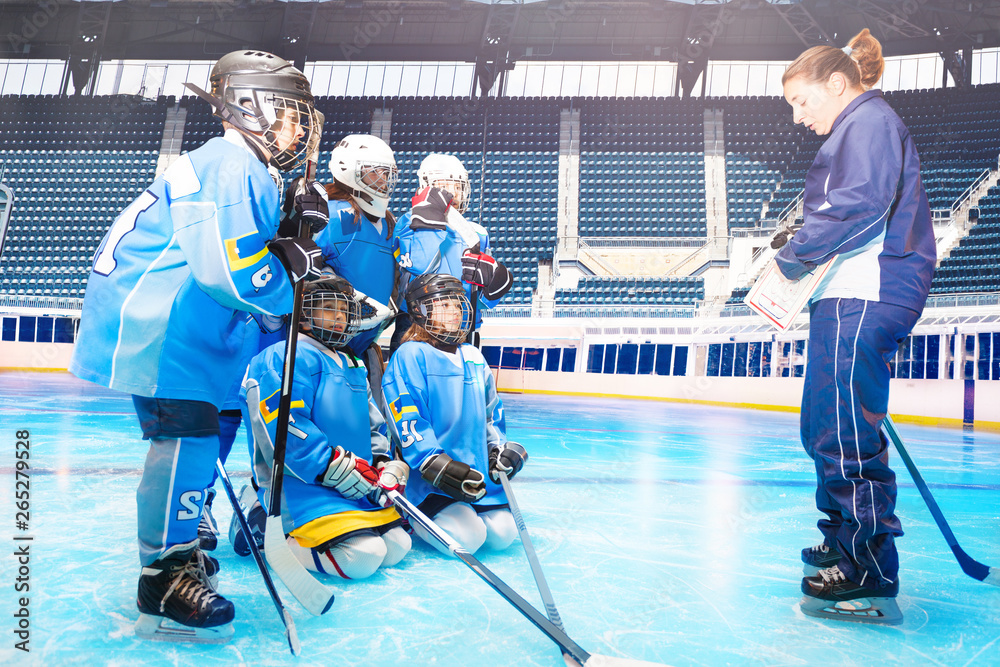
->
<box><xmin>198</xmin><ymin>489</ymin><xmax>219</xmax><ymax>551</ymax></box>
<box><xmin>135</xmin><ymin>540</ymin><xmax>235</xmax><ymax>643</ymax></box>
<box><xmin>801</xmin><ymin>542</ymin><xmax>840</xmax><ymax>575</ymax></box>
<box><xmin>229</xmin><ymin>484</ymin><xmax>266</xmax><ymax>557</ymax></box>
<box><xmin>799</xmin><ymin>565</ymin><xmax>902</xmax><ymax>625</ymax></box>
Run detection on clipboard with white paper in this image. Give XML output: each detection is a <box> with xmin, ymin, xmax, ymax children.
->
<box><xmin>743</xmin><ymin>257</ymin><xmax>834</xmax><ymax>331</ymax></box>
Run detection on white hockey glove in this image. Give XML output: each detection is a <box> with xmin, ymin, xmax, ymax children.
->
<box><xmin>368</xmin><ymin>459</ymin><xmax>410</xmax><ymax>508</ymax></box>
<box><xmin>319</xmin><ymin>446</ymin><xmax>379</xmax><ymax>500</ymax></box>
<box><xmin>420</xmin><ymin>452</ymin><xmax>486</xmax><ymax>504</ymax></box>
<box><xmin>488</xmin><ymin>441</ymin><xmax>528</xmax><ymax>483</ymax></box>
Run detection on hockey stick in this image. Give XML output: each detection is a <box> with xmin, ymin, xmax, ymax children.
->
<box><xmin>215</xmin><ymin>461</ymin><xmax>300</xmax><ymax>655</ymax></box>
<box><xmin>498</xmin><ymin>471</ymin><xmax>567</xmax><ymax>633</ymax></box>
<box><xmin>386</xmin><ymin>489</ymin><xmax>664</xmax><ymax>667</ymax></box>
<box><xmin>264</xmin><ymin>110</ymin><xmax>337</xmax><ymax>617</ymax></box>
<box><xmin>468</xmin><ymin>284</ymin><xmax>481</xmax><ymax>349</ymax></box>
<box><xmin>883</xmin><ymin>415</ymin><xmax>1000</xmax><ymax>586</ymax></box>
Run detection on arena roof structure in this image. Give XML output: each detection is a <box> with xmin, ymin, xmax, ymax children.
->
<box><xmin>1</xmin><ymin>0</ymin><xmax>998</xmax><ymax>94</ymax></box>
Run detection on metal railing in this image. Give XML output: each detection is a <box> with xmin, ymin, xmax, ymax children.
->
<box><xmin>579</xmin><ymin>237</ymin><xmax>708</xmax><ymax>249</ymax></box>
<box><xmin>0</xmin><ymin>294</ymin><xmax>83</xmax><ymax>312</ymax></box>
<box><xmin>924</xmin><ymin>292</ymin><xmax>1000</xmax><ymax>309</ymax></box>
<box><xmin>482</xmin><ymin>306</ymin><xmax>533</xmax><ymax>319</ymax></box>
<box><xmin>552</xmin><ymin>305</ymin><xmax>697</xmax><ymax>319</ymax></box>
<box><xmin>951</xmin><ymin>165</ymin><xmax>994</xmax><ymax>219</ymax></box>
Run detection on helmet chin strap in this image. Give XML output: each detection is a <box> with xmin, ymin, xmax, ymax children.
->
<box><xmin>237</xmin><ymin>130</ymin><xmax>277</xmax><ymax>166</ymax></box>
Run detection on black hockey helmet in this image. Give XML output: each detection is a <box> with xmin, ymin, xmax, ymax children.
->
<box><xmin>184</xmin><ymin>50</ymin><xmax>322</xmax><ymax>172</ymax></box>
<box><xmin>302</xmin><ymin>277</ymin><xmax>361</xmax><ymax>350</ymax></box>
<box><xmin>405</xmin><ymin>273</ymin><xmax>472</xmax><ymax>346</ymax></box>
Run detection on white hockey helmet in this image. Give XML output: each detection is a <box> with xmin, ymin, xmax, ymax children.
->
<box><xmin>185</xmin><ymin>50</ymin><xmax>322</xmax><ymax>172</ymax></box>
<box><xmin>328</xmin><ymin>134</ymin><xmax>398</xmax><ymax>219</ymax></box>
<box><xmin>417</xmin><ymin>153</ymin><xmax>471</xmax><ymax>214</ymax></box>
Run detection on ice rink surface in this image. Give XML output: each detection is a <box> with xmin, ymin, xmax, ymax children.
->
<box><xmin>1</xmin><ymin>370</ymin><xmax>999</xmax><ymax>666</ymax></box>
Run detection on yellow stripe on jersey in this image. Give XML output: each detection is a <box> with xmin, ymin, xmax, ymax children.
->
<box><xmin>290</xmin><ymin>507</ymin><xmax>403</xmax><ymax>548</ymax></box>
<box><xmin>388</xmin><ymin>395</ymin><xmax>418</xmax><ymax>422</ymax></box>
<box><xmin>259</xmin><ymin>389</ymin><xmax>305</xmax><ymax>424</ymax></box>
<box><xmin>225</xmin><ymin>232</ymin><xmax>269</xmax><ymax>271</ymax></box>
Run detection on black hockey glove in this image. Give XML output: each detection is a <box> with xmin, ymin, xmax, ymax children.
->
<box><xmin>462</xmin><ymin>250</ymin><xmax>513</xmax><ymax>301</ymax></box>
<box><xmin>279</xmin><ymin>177</ymin><xmax>329</xmax><ymax>237</ymax></box>
<box><xmin>770</xmin><ymin>231</ymin><xmax>791</xmax><ymax>250</ymax></box>
<box><xmin>268</xmin><ymin>238</ymin><xmax>326</xmax><ymax>284</ymax></box>
<box><xmin>420</xmin><ymin>452</ymin><xmax>486</xmax><ymax>504</ymax></box>
<box><xmin>410</xmin><ymin>186</ymin><xmax>453</xmax><ymax>230</ymax></box>
<box><xmin>488</xmin><ymin>441</ymin><xmax>528</xmax><ymax>483</ymax></box>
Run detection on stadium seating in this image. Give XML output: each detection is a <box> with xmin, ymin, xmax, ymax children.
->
<box><xmin>578</xmin><ymin>97</ymin><xmax>707</xmax><ymax>238</ymax></box>
<box><xmin>555</xmin><ymin>276</ymin><xmax>705</xmax><ymax>306</ymax></box>
<box><xmin>4</xmin><ymin>86</ymin><xmax>1000</xmax><ymax>304</ymax></box>
<box><xmin>930</xmin><ymin>184</ymin><xmax>1000</xmax><ymax>294</ymax></box>
<box><xmin>0</xmin><ymin>94</ymin><xmax>167</xmax><ymax>297</ymax></box>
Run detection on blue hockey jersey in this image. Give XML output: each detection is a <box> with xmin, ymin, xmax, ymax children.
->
<box><xmin>775</xmin><ymin>90</ymin><xmax>936</xmax><ymax>312</ymax></box>
<box><xmin>70</xmin><ymin>131</ymin><xmax>296</xmax><ymax>407</ymax></box>
<box><xmin>393</xmin><ymin>210</ymin><xmax>502</xmax><ymax>323</ymax></box>
<box><xmin>240</xmin><ymin>335</ymin><xmax>391</xmax><ymax>532</ymax></box>
<box><xmin>382</xmin><ymin>341</ymin><xmax>508</xmax><ymax>508</ymax></box>
<box><xmin>313</xmin><ymin>200</ymin><xmax>397</xmax><ymax>356</ymax></box>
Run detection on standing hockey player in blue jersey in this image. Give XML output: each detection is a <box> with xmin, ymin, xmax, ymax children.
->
<box><xmin>237</xmin><ymin>277</ymin><xmax>411</xmax><ymax>579</ymax></box>
<box><xmin>314</xmin><ymin>134</ymin><xmax>400</xmax><ymax>410</ymax></box>
<box><xmin>382</xmin><ymin>273</ymin><xmax>527</xmax><ymax>555</ymax></box>
<box><xmin>775</xmin><ymin>29</ymin><xmax>935</xmax><ymax>624</ymax></box>
<box><xmin>69</xmin><ymin>50</ymin><xmax>329</xmax><ymax>642</ymax></box>
<box><xmin>390</xmin><ymin>154</ymin><xmax>513</xmax><ymax>353</ymax></box>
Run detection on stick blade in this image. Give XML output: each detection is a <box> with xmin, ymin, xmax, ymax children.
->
<box><xmin>983</xmin><ymin>567</ymin><xmax>1000</xmax><ymax>587</ymax></box>
<box><xmin>264</xmin><ymin>515</ymin><xmax>336</xmax><ymax>616</ymax></box>
<box><xmin>283</xmin><ymin>608</ymin><xmax>301</xmax><ymax>655</ymax></box>
<box><xmin>583</xmin><ymin>655</ymin><xmax>671</xmax><ymax>667</ymax></box>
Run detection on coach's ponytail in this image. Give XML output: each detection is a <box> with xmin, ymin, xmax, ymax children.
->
<box><xmin>847</xmin><ymin>29</ymin><xmax>884</xmax><ymax>90</ymax></box>
<box><xmin>782</xmin><ymin>29</ymin><xmax>884</xmax><ymax>91</ymax></box>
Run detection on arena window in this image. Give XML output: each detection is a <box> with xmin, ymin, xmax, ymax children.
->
<box><xmin>34</xmin><ymin>316</ymin><xmax>53</xmax><ymax>344</ymax></box>
<box><xmin>561</xmin><ymin>348</ymin><xmax>577</xmax><ymax>373</ymax></box>
<box><xmin>17</xmin><ymin>316</ymin><xmax>35</xmax><ymax>342</ymax></box>
<box><xmin>544</xmin><ymin>348</ymin><xmax>561</xmax><ymax>372</ymax></box>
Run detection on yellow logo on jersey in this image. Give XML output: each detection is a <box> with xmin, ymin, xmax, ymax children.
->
<box><xmin>389</xmin><ymin>395</ymin><xmax>418</xmax><ymax>422</ymax></box>
<box><xmin>259</xmin><ymin>389</ymin><xmax>305</xmax><ymax>424</ymax></box>
<box><xmin>225</xmin><ymin>232</ymin><xmax>269</xmax><ymax>272</ymax></box>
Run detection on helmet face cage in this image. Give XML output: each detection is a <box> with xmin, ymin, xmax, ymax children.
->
<box><xmin>216</xmin><ymin>80</ymin><xmax>318</xmax><ymax>172</ymax></box>
<box><xmin>356</xmin><ymin>160</ymin><xmax>399</xmax><ymax>200</ymax></box>
<box><xmin>418</xmin><ymin>154</ymin><xmax>471</xmax><ymax>214</ymax></box>
<box><xmin>302</xmin><ymin>287</ymin><xmax>361</xmax><ymax>349</ymax></box>
<box><xmin>411</xmin><ymin>292</ymin><xmax>472</xmax><ymax>347</ymax></box>
<box><xmin>426</xmin><ymin>177</ymin><xmax>471</xmax><ymax>214</ymax></box>
<box><xmin>263</xmin><ymin>95</ymin><xmax>322</xmax><ymax>172</ymax></box>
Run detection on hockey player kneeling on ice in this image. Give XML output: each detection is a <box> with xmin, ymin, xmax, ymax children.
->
<box><xmin>238</xmin><ymin>278</ymin><xmax>411</xmax><ymax>579</ymax></box>
<box><xmin>777</xmin><ymin>28</ymin><xmax>935</xmax><ymax>626</ymax></box>
<box><xmin>382</xmin><ymin>274</ymin><xmax>527</xmax><ymax>555</ymax></box>
<box><xmin>69</xmin><ymin>49</ymin><xmax>326</xmax><ymax>643</ymax></box>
